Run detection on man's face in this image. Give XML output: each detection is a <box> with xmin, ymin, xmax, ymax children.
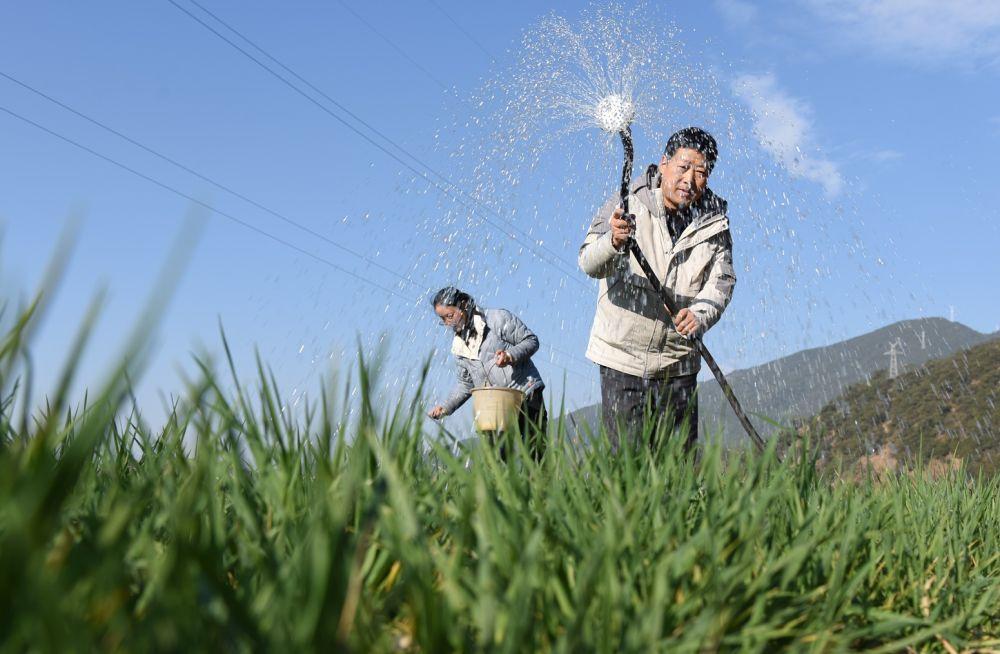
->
<box><xmin>659</xmin><ymin>147</ymin><xmax>709</xmax><ymax>211</ymax></box>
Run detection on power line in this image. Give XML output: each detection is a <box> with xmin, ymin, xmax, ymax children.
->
<box><xmin>332</xmin><ymin>0</ymin><xmax>449</xmax><ymax>91</ymax></box>
<box><xmin>215</xmin><ymin>5</ymin><xmax>593</xmax><ymax>377</ymax></box>
<box><xmin>182</xmin><ymin>0</ymin><xmax>577</xmax><ymax>276</ymax></box>
<box><xmin>2</xmin><ymin>101</ymin><xmax>597</xmax><ymax>377</ymax></box>
<box><xmin>170</xmin><ymin>0</ymin><xmax>584</xmax><ymax>284</ymax></box>
<box><xmin>6</xmin><ymin>6</ymin><xmax>598</xmax><ymax>375</ymax></box>
<box><xmin>170</xmin><ymin>1</ymin><xmax>597</xmax><ymax>373</ymax></box>
<box><xmin>0</xmin><ymin>70</ymin><xmax>428</xmax><ymax>296</ymax></box>
<box><xmin>1</xmin><ymin>74</ymin><xmax>598</xmax><ymax>375</ymax></box>
<box><xmin>0</xmin><ymin>103</ymin><xmax>415</xmax><ymax>303</ymax></box>
<box><xmin>423</xmin><ymin>0</ymin><xmax>495</xmax><ymax>60</ymax></box>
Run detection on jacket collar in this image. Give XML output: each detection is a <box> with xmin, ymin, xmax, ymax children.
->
<box><xmin>451</xmin><ymin>311</ymin><xmax>487</xmax><ymax>359</ymax></box>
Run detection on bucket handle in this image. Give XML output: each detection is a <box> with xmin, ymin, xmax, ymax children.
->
<box><xmin>479</xmin><ymin>353</ymin><xmax>511</xmax><ymax>388</ymax></box>
<box><xmin>479</xmin><ymin>357</ymin><xmax>497</xmax><ymax>386</ymax></box>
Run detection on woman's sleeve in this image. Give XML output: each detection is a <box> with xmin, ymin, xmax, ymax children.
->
<box><xmin>498</xmin><ymin>310</ymin><xmax>540</xmax><ymax>363</ymax></box>
<box><xmin>440</xmin><ymin>361</ymin><xmax>474</xmax><ymax>415</ymax></box>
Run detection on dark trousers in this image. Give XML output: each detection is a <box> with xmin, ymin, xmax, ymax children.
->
<box><xmin>599</xmin><ymin>366</ymin><xmax>698</xmax><ymax>452</ymax></box>
<box><xmin>490</xmin><ymin>389</ymin><xmax>547</xmax><ymax>462</ymax></box>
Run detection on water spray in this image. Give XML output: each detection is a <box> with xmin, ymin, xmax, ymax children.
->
<box><xmin>597</xmin><ymin>95</ymin><xmax>766</xmax><ymax>452</ymax></box>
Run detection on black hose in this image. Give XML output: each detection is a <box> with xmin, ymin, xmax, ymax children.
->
<box><xmin>619</xmin><ymin>128</ymin><xmax>634</xmax><ymax>213</ymax></box>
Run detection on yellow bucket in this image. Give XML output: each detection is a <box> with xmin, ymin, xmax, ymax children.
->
<box><xmin>471</xmin><ymin>387</ymin><xmax>524</xmax><ymax>431</ymax></box>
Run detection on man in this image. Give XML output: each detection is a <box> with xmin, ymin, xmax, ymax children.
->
<box><xmin>578</xmin><ymin>127</ymin><xmax>736</xmax><ymax>450</ymax></box>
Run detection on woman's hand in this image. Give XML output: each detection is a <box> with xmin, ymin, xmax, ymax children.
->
<box><xmin>495</xmin><ymin>350</ymin><xmax>514</xmax><ymax>367</ymax></box>
<box><xmin>428</xmin><ymin>405</ymin><xmax>445</xmax><ymax>419</ymax></box>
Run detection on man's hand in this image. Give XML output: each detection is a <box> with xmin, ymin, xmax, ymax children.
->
<box><xmin>428</xmin><ymin>405</ymin><xmax>445</xmax><ymax>419</ymax></box>
<box><xmin>610</xmin><ymin>207</ymin><xmax>634</xmax><ymax>250</ymax></box>
<box><xmin>495</xmin><ymin>350</ymin><xmax>514</xmax><ymax>367</ymax></box>
<box><xmin>673</xmin><ymin>308</ymin><xmax>701</xmax><ymax>338</ymax></box>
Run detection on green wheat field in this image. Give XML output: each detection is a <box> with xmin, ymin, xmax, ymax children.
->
<box><xmin>2</xmin><ymin>285</ymin><xmax>998</xmax><ymax>653</ymax></box>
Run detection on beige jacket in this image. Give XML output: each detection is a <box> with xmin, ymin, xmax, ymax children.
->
<box><xmin>578</xmin><ymin>169</ymin><xmax>736</xmax><ymax>378</ymax></box>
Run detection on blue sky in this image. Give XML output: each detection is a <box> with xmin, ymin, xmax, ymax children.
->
<box><xmin>2</xmin><ymin>0</ymin><xmax>999</xmax><ymax>426</ymax></box>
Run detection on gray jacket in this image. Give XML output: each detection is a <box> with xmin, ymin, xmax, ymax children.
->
<box><xmin>440</xmin><ymin>308</ymin><xmax>545</xmax><ymax>415</ymax></box>
<box><xmin>578</xmin><ymin>166</ymin><xmax>736</xmax><ymax>378</ymax></box>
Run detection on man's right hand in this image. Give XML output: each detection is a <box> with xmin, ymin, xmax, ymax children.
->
<box><xmin>428</xmin><ymin>405</ymin><xmax>445</xmax><ymax>420</ymax></box>
<box><xmin>610</xmin><ymin>207</ymin><xmax>634</xmax><ymax>250</ymax></box>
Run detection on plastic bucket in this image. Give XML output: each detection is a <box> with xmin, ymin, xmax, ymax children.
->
<box><xmin>471</xmin><ymin>387</ymin><xmax>524</xmax><ymax>432</ymax></box>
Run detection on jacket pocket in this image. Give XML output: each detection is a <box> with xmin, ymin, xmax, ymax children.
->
<box><xmin>672</xmin><ymin>242</ymin><xmax>714</xmax><ymax>299</ymax></box>
<box><xmin>611</xmin><ymin>266</ymin><xmax>675</xmax><ymax>325</ymax></box>
<box><xmin>595</xmin><ymin>286</ymin><xmax>637</xmax><ymax>350</ymax></box>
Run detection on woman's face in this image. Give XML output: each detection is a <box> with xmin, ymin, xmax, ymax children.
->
<box><xmin>435</xmin><ymin>304</ymin><xmax>466</xmax><ymax>332</ymax></box>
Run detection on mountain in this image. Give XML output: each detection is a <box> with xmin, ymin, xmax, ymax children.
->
<box><xmin>804</xmin><ymin>337</ymin><xmax>1000</xmax><ymax>477</ymax></box>
<box><xmin>567</xmin><ymin>318</ymin><xmax>997</xmax><ymax>444</ymax></box>
<box><xmin>699</xmin><ymin>318</ymin><xmax>995</xmax><ymax>444</ymax></box>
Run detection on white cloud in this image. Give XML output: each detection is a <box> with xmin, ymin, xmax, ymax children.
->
<box><xmin>732</xmin><ymin>73</ymin><xmax>844</xmax><ymax>197</ymax></box>
<box><xmin>799</xmin><ymin>0</ymin><xmax>1000</xmax><ymax>67</ymax></box>
<box><xmin>714</xmin><ymin>0</ymin><xmax>759</xmax><ymax>29</ymax></box>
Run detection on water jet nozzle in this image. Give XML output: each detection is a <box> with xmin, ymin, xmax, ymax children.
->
<box><xmin>595</xmin><ymin>94</ymin><xmax>635</xmax><ymax>134</ymax></box>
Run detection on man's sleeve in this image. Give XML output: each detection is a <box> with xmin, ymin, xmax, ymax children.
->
<box><xmin>440</xmin><ymin>362</ymin><xmax>474</xmax><ymax>415</ymax></box>
<box><xmin>578</xmin><ymin>193</ymin><xmax>628</xmax><ymax>279</ymax></box>
<box><xmin>497</xmin><ymin>310</ymin><xmax>540</xmax><ymax>363</ymax></box>
<box><xmin>688</xmin><ymin>232</ymin><xmax>736</xmax><ymax>336</ymax></box>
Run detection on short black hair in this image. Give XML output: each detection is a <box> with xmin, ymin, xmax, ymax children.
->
<box><xmin>430</xmin><ymin>286</ymin><xmax>475</xmax><ymax>312</ymax></box>
<box><xmin>665</xmin><ymin>127</ymin><xmax>718</xmax><ymax>173</ymax></box>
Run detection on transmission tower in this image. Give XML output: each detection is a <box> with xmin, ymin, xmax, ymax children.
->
<box><xmin>884</xmin><ymin>339</ymin><xmax>903</xmax><ymax>379</ymax></box>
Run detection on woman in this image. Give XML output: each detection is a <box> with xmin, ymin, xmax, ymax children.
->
<box><xmin>427</xmin><ymin>287</ymin><xmax>547</xmax><ymax>460</ymax></box>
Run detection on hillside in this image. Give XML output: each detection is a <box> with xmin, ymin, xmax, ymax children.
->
<box><xmin>805</xmin><ymin>338</ymin><xmax>1000</xmax><ymax>476</ymax></box>
<box><xmin>697</xmin><ymin>317</ymin><xmax>994</xmax><ymax>443</ymax></box>
<box><xmin>567</xmin><ymin>318</ymin><xmax>996</xmax><ymax>445</ymax></box>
